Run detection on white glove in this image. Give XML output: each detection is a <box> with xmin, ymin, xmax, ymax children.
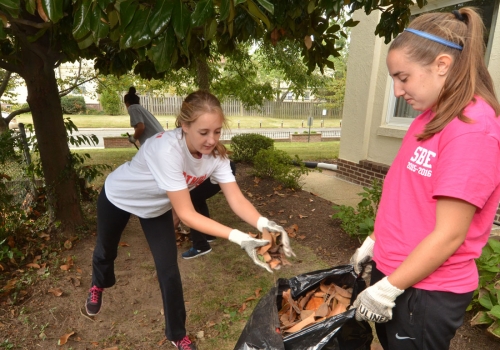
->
<box><xmin>353</xmin><ymin>277</ymin><xmax>404</xmax><ymax>323</ymax></box>
<box><xmin>349</xmin><ymin>236</ymin><xmax>375</xmax><ymax>279</ymax></box>
<box><xmin>229</xmin><ymin>229</ymin><xmax>272</xmax><ymax>273</ymax></box>
<box><xmin>257</xmin><ymin>217</ymin><xmax>296</xmax><ymax>258</ymax></box>
<box><xmin>128</xmin><ymin>134</ymin><xmax>136</xmax><ymax>143</ymax></box>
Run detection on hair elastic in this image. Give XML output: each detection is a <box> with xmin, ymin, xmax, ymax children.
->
<box><xmin>452</xmin><ymin>10</ymin><xmax>465</xmax><ymax>22</ymax></box>
<box><xmin>404</xmin><ymin>28</ymin><xmax>463</xmax><ymax>51</ymax></box>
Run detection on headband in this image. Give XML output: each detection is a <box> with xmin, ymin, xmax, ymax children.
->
<box><xmin>404</xmin><ymin>28</ymin><xmax>463</xmax><ymax>51</ymax></box>
<box><xmin>452</xmin><ymin>10</ymin><xmax>465</xmax><ymax>21</ymax></box>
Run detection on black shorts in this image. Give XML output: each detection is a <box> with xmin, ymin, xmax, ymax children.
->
<box><xmin>371</xmin><ymin>263</ymin><xmax>473</xmax><ymax>350</ymax></box>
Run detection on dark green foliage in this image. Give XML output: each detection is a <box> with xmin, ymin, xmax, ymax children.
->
<box><xmin>61</xmin><ymin>95</ymin><xmax>86</xmax><ymax>114</ymax></box>
<box><xmin>252</xmin><ymin>148</ymin><xmax>309</xmax><ymax>190</ymax></box>
<box><xmin>100</xmin><ymin>90</ymin><xmax>122</xmax><ymax>115</ymax></box>
<box><xmin>332</xmin><ymin>179</ymin><xmax>382</xmax><ymax>239</ymax></box>
<box><xmin>230</xmin><ymin>133</ymin><xmax>274</xmax><ymax>163</ymax></box>
<box><xmin>469</xmin><ymin>239</ymin><xmax>500</xmax><ymax>338</ymax></box>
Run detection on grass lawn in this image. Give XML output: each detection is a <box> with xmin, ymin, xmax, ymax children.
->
<box><xmin>15</xmin><ymin>114</ymin><xmax>341</xmax><ymax>129</ymax></box>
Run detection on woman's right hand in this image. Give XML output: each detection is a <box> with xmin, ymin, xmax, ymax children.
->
<box><xmin>228</xmin><ymin>229</ymin><xmax>272</xmax><ymax>273</ymax></box>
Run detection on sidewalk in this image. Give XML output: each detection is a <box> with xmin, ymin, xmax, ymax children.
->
<box><xmin>301</xmin><ymin>168</ymin><xmax>363</xmax><ymax>207</ymax></box>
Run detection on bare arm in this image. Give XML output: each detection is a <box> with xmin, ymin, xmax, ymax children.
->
<box><xmin>167</xmin><ymin>188</ymin><xmax>233</xmax><ymax>239</ymax></box>
<box><xmin>132</xmin><ymin>122</ymin><xmax>145</xmax><ymax>140</ymax></box>
<box><xmin>387</xmin><ymin>197</ymin><xmax>476</xmax><ymax>290</ymax></box>
<box><xmin>219</xmin><ymin>181</ymin><xmax>262</xmax><ymax>229</ymax></box>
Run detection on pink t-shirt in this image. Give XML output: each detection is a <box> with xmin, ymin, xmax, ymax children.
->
<box><xmin>373</xmin><ymin>97</ymin><xmax>500</xmax><ymax>293</ymax></box>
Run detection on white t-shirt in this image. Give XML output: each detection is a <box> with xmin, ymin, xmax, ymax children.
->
<box><xmin>105</xmin><ymin>128</ymin><xmax>235</xmax><ymax>218</ymax></box>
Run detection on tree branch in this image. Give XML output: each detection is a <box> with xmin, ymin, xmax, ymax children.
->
<box><xmin>59</xmin><ymin>76</ymin><xmax>97</xmax><ymax>97</ymax></box>
<box><xmin>0</xmin><ymin>70</ymin><xmax>12</xmax><ymax>98</ymax></box>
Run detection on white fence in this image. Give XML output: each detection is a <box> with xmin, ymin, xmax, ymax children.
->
<box><xmin>135</xmin><ymin>96</ymin><xmax>342</xmax><ymax>119</ymax></box>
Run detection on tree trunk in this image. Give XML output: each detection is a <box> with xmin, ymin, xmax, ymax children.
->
<box><xmin>196</xmin><ymin>55</ymin><xmax>210</xmax><ymax>91</ymax></box>
<box><xmin>21</xmin><ymin>54</ymin><xmax>83</xmax><ymax>228</ymax></box>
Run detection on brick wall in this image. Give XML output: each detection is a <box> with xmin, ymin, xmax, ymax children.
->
<box><xmin>103</xmin><ymin>137</ymin><xmax>141</xmax><ymax>148</ymax></box>
<box><xmin>336</xmin><ymin>159</ymin><xmax>389</xmax><ymax>187</ymax></box>
<box><xmin>336</xmin><ymin>158</ymin><xmax>500</xmax><ymax>224</ymax></box>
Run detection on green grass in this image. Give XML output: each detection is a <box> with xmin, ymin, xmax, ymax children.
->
<box><xmin>15</xmin><ymin>114</ymin><xmax>341</xmax><ymax>129</ymax></box>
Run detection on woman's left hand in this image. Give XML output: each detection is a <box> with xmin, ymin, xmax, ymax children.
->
<box><xmin>257</xmin><ymin>217</ymin><xmax>296</xmax><ymax>257</ymax></box>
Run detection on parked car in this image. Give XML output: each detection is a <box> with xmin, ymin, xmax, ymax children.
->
<box><xmin>2</xmin><ymin>111</ymin><xmax>18</xmax><ymax>129</ymax></box>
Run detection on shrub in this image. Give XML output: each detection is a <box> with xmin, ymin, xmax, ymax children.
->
<box><xmin>469</xmin><ymin>239</ymin><xmax>500</xmax><ymax>340</ymax></box>
<box><xmin>252</xmin><ymin>148</ymin><xmax>309</xmax><ymax>190</ymax></box>
<box><xmin>61</xmin><ymin>95</ymin><xmax>86</xmax><ymax>114</ymax></box>
<box><xmin>100</xmin><ymin>90</ymin><xmax>122</xmax><ymax>115</ymax></box>
<box><xmin>332</xmin><ymin>179</ymin><xmax>382</xmax><ymax>239</ymax></box>
<box><xmin>230</xmin><ymin>133</ymin><xmax>274</xmax><ymax>163</ymax></box>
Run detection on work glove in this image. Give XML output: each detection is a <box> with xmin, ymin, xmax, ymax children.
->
<box><xmin>257</xmin><ymin>217</ymin><xmax>296</xmax><ymax>258</ymax></box>
<box><xmin>350</xmin><ymin>236</ymin><xmax>375</xmax><ymax>280</ymax></box>
<box><xmin>353</xmin><ymin>276</ymin><xmax>404</xmax><ymax>323</ymax></box>
<box><xmin>128</xmin><ymin>134</ymin><xmax>136</xmax><ymax>144</ymax></box>
<box><xmin>229</xmin><ymin>229</ymin><xmax>272</xmax><ymax>273</ymax></box>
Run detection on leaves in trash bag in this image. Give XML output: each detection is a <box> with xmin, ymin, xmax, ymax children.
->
<box><xmin>278</xmin><ymin>279</ymin><xmax>353</xmax><ymax>335</ymax></box>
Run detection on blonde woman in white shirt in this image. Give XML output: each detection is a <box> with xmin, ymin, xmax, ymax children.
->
<box><xmin>85</xmin><ymin>90</ymin><xmax>295</xmax><ymax>350</ymax></box>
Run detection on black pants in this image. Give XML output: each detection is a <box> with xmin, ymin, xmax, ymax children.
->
<box><xmin>371</xmin><ymin>263</ymin><xmax>473</xmax><ymax>350</ymax></box>
<box><xmin>92</xmin><ymin>187</ymin><xmax>186</xmax><ymax>341</ymax></box>
<box><xmin>189</xmin><ymin>161</ymin><xmax>236</xmax><ymax>250</ymax></box>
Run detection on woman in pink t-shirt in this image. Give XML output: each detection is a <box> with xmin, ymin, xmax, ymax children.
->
<box><xmin>350</xmin><ymin>8</ymin><xmax>500</xmax><ymax>350</ymax></box>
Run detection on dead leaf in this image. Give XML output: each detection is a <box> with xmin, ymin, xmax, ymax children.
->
<box><xmin>103</xmin><ymin>347</ymin><xmax>119</xmax><ymax>350</ymax></box>
<box><xmin>298</xmin><ymin>214</ymin><xmax>308</xmax><ymax>219</ymax></box>
<box><xmin>255</xmin><ymin>287</ymin><xmax>262</xmax><ymax>298</ymax></box>
<box><xmin>58</xmin><ymin>331</ymin><xmax>75</xmax><ymax>345</ymax></box>
<box><xmin>238</xmin><ymin>302</ymin><xmax>247</xmax><ymax>313</ymax></box>
<box><xmin>48</xmin><ymin>288</ymin><xmax>63</xmax><ymax>297</ymax></box>
<box><xmin>157</xmin><ymin>337</ymin><xmax>167</xmax><ymax>346</ymax></box>
<box><xmin>304</xmin><ymin>35</ymin><xmax>313</xmax><ymax>49</ymax></box>
<box><xmin>278</xmin><ymin>209</ymin><xmax>285</xmax><ymax>213</ymax></box>
<box><xmin>7</xmin><ymin>236</ymin><xmax>15</xmax><ymax>248</ymax></box>
<box><xmin>26</xmin><ymin>263</ymin><xmax>41</xmax><ymax>269</ymax></box>
<box><xmin>118</xmin><ymin>242</ymin><xmax>130</xmax><ymax>247</ymax></box>
<box><xmin>36</xmin><ymin>0</ymin><xmax>50</xmax><ymax>22</ymax></box>
<box><xmin>64</xmin><ymin>240</ymin><xmax>72</xmax><ymax>249</ymax></box>
<box><xmin>60</xmin><ymin>265</ymin><xmax>70</xmax><ymax>271</ymax></box>
<box><xmin>38</xmin><ymin>232</ymin><xmax>50</xmax><ymax>240</ymax></box>
<box><xmin>297</xmin><ymin>235</ymin><xmax>306</xmax><ymax>240</ymax></box>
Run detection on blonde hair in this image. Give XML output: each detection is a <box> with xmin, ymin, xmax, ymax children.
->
<box><xmin>176</xmin><ymin>90</ymin><xmax>229</xmax><ymax>158</ymax></box>
<box><xmin>389</xmin><ymin>7</ymin><xmax>500</xmax><ymax>140</ymax></box>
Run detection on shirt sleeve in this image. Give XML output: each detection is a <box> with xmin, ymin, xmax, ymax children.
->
<box><xmin>209</xmin><ymin>158</ymin><xmax>236</xmax><ymax>184</ymax></box>
<box><xmin>433</xmin><ymin>132</ymin><xmax>500</xmax><ymax>208</ymax></box>
<box><xmin>129</xmin><ymin>106</ymin><xmax>144</xmax><ymax>127</ymax></box>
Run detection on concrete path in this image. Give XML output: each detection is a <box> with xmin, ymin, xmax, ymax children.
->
<box><xmin>301</xmin><ymin>168</ymin><xmax>363</xmax><ymax>207</ymax></box>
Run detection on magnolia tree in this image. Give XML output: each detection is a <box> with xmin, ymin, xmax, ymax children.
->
<box><xmin>0</xmin><ymin>0</ymin><xmax>425</xmax><ymax>227</ymax></box>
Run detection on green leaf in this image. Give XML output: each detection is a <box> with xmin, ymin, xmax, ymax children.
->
<box><xmin>0</xmin><ymin>25</ymin><xmax>5</xmax><ymax>40</ymax></box>
<box><xmin>120</xmin><ymin>6</ymin><xmax>152</xmax><ymax>49</ymax></box>
<box><xmin>205</xmin><ymin>18</ymin><xmax>218</xmax><ymax>42</ymax></box>
<box><xmin>90</xmin><ymin>5</ymin><xmax>109</xmax><ymax>42</ymax></box>
<box><xmin>327</xmin><ymin>24</ymin><xmax>341</xmax><ymax>34</ymax></box>
<box><xmin>147</xmin><ymin>26</ymin><xmax>176</xmax><ymax>73</ymax></box>
<box><xmin>245</xmin><ymin>0</ymin><xmax>271</xmax><ymax>30</ymax></box>
<box><xmin>343</xmin><ymin>18</ymin><xmax>360</xmax><ymax>28</ymax></box>
<box><xmin>119</xmin><ymin>1</ymin><xmax>138</xmax><ymax>30</ymax></box>
<box><xmin>307</xmin><ymin>0</ymin><xmax>315</xmax><ymax>14</ymax></box>
<box><xmin>25</xmin><ymin>0</ymin><xmax>37</xmax><ymax>15</ymax></box>
<box><xmin>470</xmin><ymin>311</ymin><xmax>494</xmax><ymax>326</ymax></box>
<box><xmin>76</xmin><ymin>32</ymin><xmax>94</xmax><ymax>50</ymax></box>
<box><xmin>72</xmin><ymin>0</ymin><xmax>92</xmax><ymax>40</ymax></box>
<box><xmin>149</xmin><ymin>0</ymin><xmax>174</xmax><ymax>36</ymax></box>
<box><xmin>40</xmin><ymin>0</ymin><xmax>64</xmax><ymax>22</ymax></box>
<box><xmin>256</xmin><ymin>0</ymin><xmax>273</xmax><ymax>14</ymax></box>
<box><xmin>172</xmin><ymin>0</ymin><xmax>190</xmax><ymax>40</ymax></box>
<box><xmin>235</xmin><ymin>0</ymin><xmax>246</xmax><ymax>5</ymax></box>
<box><xmin>488</xmin><ymin>238</ymin><xmax>500</xmax><ymax>253</ymax></box>
<box><xmin>192</xmin><ymin>0</ymin><xmax>214</xmax><ymax>27</ymax></box>
<box><xmin>0</xmin><ymin>0</ymin><xmax>19</xmax><ymax>17</ymax></box>
<box><xmin>491</xmin><ymin>305</ymin><xmax>500</xmax><ymax>320</ymax></box>
<box><xmin>220</xmin><ymin>0</ymin><xmax>230</xmax><ymax>20</ymax></box>
<box><xmin>479</xmin><ymin>291</ymin><xmax>495</xmax><ymax>310</ymax></box>
<box><xmin>487</xmin><ymin>320</ymin><xmax>500</xmax><ymax>340</ymax></box>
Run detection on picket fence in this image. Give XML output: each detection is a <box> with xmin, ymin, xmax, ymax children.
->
<box><xmin>134</xmin><ymin>95</ymin><xmax>342</xmax><ymax>119</ymax></box>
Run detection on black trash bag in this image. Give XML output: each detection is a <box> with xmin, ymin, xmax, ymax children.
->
<box><xmin>234</xmin><ymin>265</ymin><xmax>373</xmax><ymax>350</ymax></box>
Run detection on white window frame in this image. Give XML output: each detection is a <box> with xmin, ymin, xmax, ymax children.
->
<box><xmin>383</xmin><ymin>0</ymin><xmax>499</xmax><ymax>129</ymax></box>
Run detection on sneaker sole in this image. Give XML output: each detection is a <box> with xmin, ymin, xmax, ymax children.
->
<box><xmin>182</xmin><ymin>248</ymin><xmax>212</xmax><ymax>260</ymax></box>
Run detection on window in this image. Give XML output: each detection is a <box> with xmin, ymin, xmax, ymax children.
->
<box><xmin>385</xmin><ymin>0</ymin><xmax>499</xmax><ymax>127</ymax></box>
